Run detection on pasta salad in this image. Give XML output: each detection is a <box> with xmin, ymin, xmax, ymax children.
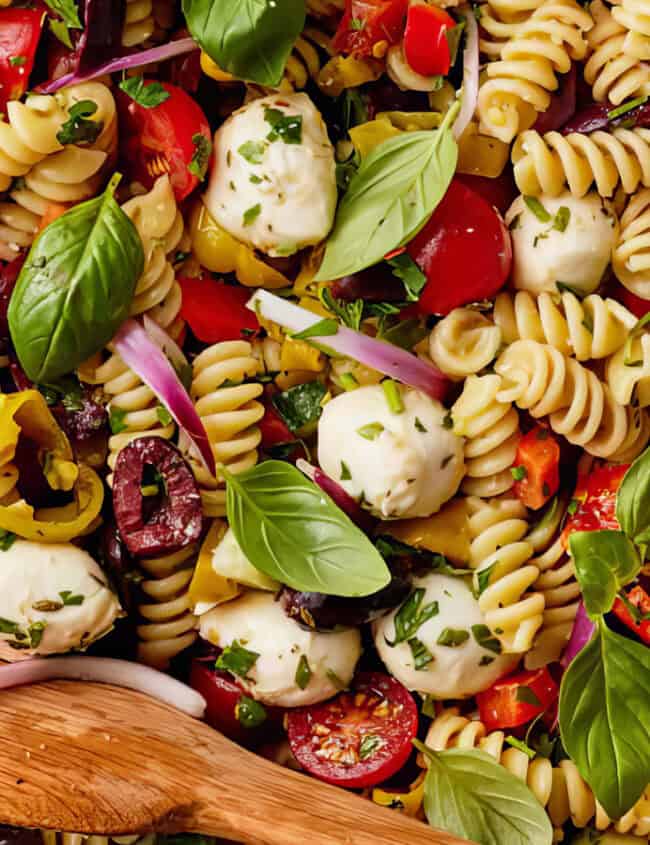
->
<box><xmin>0</xmin><ymin>0</ymin><xmax>649</xmax><ymax>843</ymax></box>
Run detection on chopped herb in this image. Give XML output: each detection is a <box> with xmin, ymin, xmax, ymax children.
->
<box><xmin>440</xmin><ymin>454</ymin><xmax>453</xmax><ymax>470</ymax></box>
<box><xmin>0</xmin><ymin>618</ymin><xmax>20</xmax><ymax>636</ymax></box>
<box><xmin>387</xmin><ymin>254</ymin><xmax>427</xmax><ymax>302</ymax></box>
<box><xmin>243</xmin><ymin>203</ymin><xmax>262</xmax><ymax>226</ymax></box>
<box><xmin>386</xmin><ymin>588</ymin><xmax>439</xmax><ymax>646</ymax></box>
<box><xmin>349</xmin><ymin>16</ymin><xmax>365</xmax><ymax>29</ymax></box>
<box><xmin>533</xmin><ymin>232</ymin><xmax>548</xmax><ymax>248</ymax></box>
<box><xmin>479</xmin><ymin>655</ymin><xmax>495</xmax><ymax>666</ymax></box>
<box><xmin>109</xmin><ymin>407</ymin><xmax>128</xmax><ymax>435</ymax></box>
<box><xmin>506</xmin><ymin>736</ymin><xmax>537</xmax><ymax>759</ymax></box>
<box><xmin>249</xmin><ymin>174</ymin><xmax>263</xmax><ymax>184</ymax></box>
<box><xmin>471</xmin><ymin>624</ymin><xmax>502</xmax><ymax>654</ymax></box>
<box><xmin>57</xmin><ymin>100</ymin><xmax>102</xmax><ymax>145</ymax></box>
<box><xmin>291</xmin><ymin>317</ymin><xmax>339</xmax><ymax>340</ymax></box>
<box><xmin>524</xmin><ymin>196</ymin><xmax>551</xmax><ymax>223</ymax></box>
<box><xmin>382</xmin><ymin>379</ymin><xmax>404</xmax><ymax>414</ymax></box>
<box><xmin>421</xmin><ymin>694</ymin><xmax>436</xmax><ymax>718</ymax></box>
<box><xmin>516</xmin><ymin>685</ymin><xmax>542</xmax><ymax>707</ymax></box>
<box><xmin>511</xmin><ymin>465</ymin><xmax>527</xmax><ymax>481</ymax></box>
<box><xmin>340</xmin><ymin>461</ymin><xmax>352</xmax><ymax>481</ymax></box>
<box><xmin>442</xmin><ymin>411</ymin><xmax>453</xmax><ymax>430</ymax></box>
<box><xmin>118</xmin><ymin>76</ymin><xmax>170</xmax><ymax>108</ymax></box>
<box><xmin>509</xmin><ymin>213</ymin><xmax>521</xmax><ymax>231</ymax></box>
<box><xmin>552</xmin><ymin>206</ymin><xmax>571</xmax><ymax>232</ymax></box>
<box><xmin>359</xmin><ymin>733</ymin><xmax>384</xmax><ymax>759</ymax></box>
<box><xmin>215</xmin><ymin>640</ymin><xmax>260</xmax><ymax>679</ymax></box>
<box><xmin>607</xmin><ymin>95</ymin><xmax>648</xmax><ymax>121</ymax></box>
<box><xmin>326</xmin><ymin>668</ymin><xmax>347</xmax><ymax>690</ymax></box>
<box><xmin>476</xmin><ymin>561</ymin><xmax>496</xmax><ymax>596</ymax></box>
<box><xmin>9</xmin><ymin>56</ymin><xmax>26</xmax><ymax>67</ymax></box>
<box><xmin>28</xmin><ymin>622</ymin><xmax>46</xmax><ymax>649</ymax></box>
<box><xmin>188</xmin><ymin>133</ymin><xmax>211</xmax><ymax>181</ymax></box>
<box><xmin>408</xmin><ymin>636</ymin><xmax>434</xmax><ymax>670</ymax></box>
<box><xmin>0</xmin><ymin>530</ymin><xmax>16</xmax><ymax>552</ymax></box>
<box><xmin>437</xmin><ymin>627</ymin><xmax>470</xmax><ymax>647</ymax></box>
<box><xmin>295</xmin><ymin>654</ymin><xmax>312</xmax><ymax>690</ymax></box>
<box><xmin>264</xmin><ymin>107</ymin><xmax>303</xmax><ymax>144</ymax></box>
<box><xmin>236</xmin><ymin>695</ymin><xmax>267</xmax><ymax>729</ymax></box>
<box><xmin>238</xmin><ymin>140</ymin><xmax>266</xmax><ymax>164</ymax></box>
<box><xmin>229</xmin><ymin>180</ymin><xmax>236</xmax><ymax>191</ymax></box>
<box><xmin>272</xmin><ymin>381</ymin><xmax>327</xmax><ymax>433</ymax></box>
<box><xmin>59</xmin><ymin>590</ymin><xmax>84</xmax><ymax>606</ymax></box>
<box><xmin>156</xmin><ymin>404</ymin><xmax>173</xmax><ymax>426</ymax></box>
<box><xmin>357</xmin><ymin>422</ymin><xmax>385</xmax><ymax>441</ymax></box>
<box><xmin>414</xmin><ymin>417</ymin><xmax>427</xmax><ymax>433</ymax></box>
<box><xmin>568</xmin><ymin>498</ymin><xmax>579</xmax><ymax>516</ymax></box>
<box><xmin>340</xmin><ymin>372</ymin><xmax>359</xmax><ymax>391</ymax></box>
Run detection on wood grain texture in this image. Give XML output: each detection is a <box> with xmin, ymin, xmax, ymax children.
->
<box><xmin>0</xmin><ymin>681</ymin><xmax>472</xmax><ymax>845</ymax></box>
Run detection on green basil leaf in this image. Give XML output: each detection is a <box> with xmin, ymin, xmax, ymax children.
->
<box><xmin>56</xmin><ymin>99</ymin><xmax>102</xmax><ymax>146</ymax></box>
<box><xmin>181</xmin><ymin>0</ymin><xmax>305</xmax><ymax>87</ymax></box>
<box><xmin>215</xmin><ymin>640</ymin><xmax>259</xmax><ymax>679</ymax></box>
<box><xmin>569</xmin><ymin>530</ymin><xmax>641</xmax><ymax>617</ymax></box>
<box><xmin>387</xmin><ymin>254</ymin><xmax>427</xmax><ymax>302</ymax></box>
<box><xmin>416</xmin><ymin>742</ymin><xmax>553</xmax><ymax>845</ymax></box>
<box><xmin>224</xmin><ymin>460</ymin><xmax>391</xmax><ymax>596</ymax></box>
<box><xmin>44</xmin><ymin>0</ymin><xmax>81</xmax><ymax>29</ymax></box>
<box><xmin>559</xmin><ymin>620</ymin><xmax>650</xmax><ymax>819</ymax></box>
<box><xmin>118</xmin><ymin>76</ymin><xmax>170</xmax><ymax>109</ymax></box>
<box><xmin>272</xmin><ymin>380</ymin><xmax>327</xmax><ymax>433</ymax></box>
<box><xmin>616</xmin><ymin>446</ymin><xmax>650</xmax><ymax>544</ymax></box>
<box><xmin>387</xmin><ymin>588</ymin><xmax>439</xmax><ymax>646</ymax></box>
<box><xmin>8</xmin><ymin>175</ymin><xmax>144</xmax><ymax>383</ymax></box>
<box><xmin>291</xmin><ymin>318</ymin><xmax>339</xmax><ymax>340</ymax></box>
<box><xmin>315</xmin><ymin>122</ymin><xmax>458</xmax><ymax>281</ymax></box>
<box><xmin>49</xmin><ymin>18</ymin><xmax>73</xmax><ymax>48</ymax></box>
<box><xmin>188</xmin><ymin>132</ymin><xmax>212</xmax><ymax>181</ymax></box>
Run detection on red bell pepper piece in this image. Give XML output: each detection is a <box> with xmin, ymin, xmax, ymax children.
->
<box><xmin>477</xmin><ymin>667</ymin><xmax>559</xmax><ymax>732</ymax></box>
<box><xmin>179</xmin><ymin>276</ymin><xmax>260</xmax><ymax>343</ymax></box>
<box><xmin>333</xmin><ymin>0</ymin><xmax>408</xmax><ymax>57</ymax></box>
<box><xmin>0</xmin><ymin>5</ymin><xmax>46</xmax><ymax>117</ymax></box>
<box><xmin>612</xmin><ymin>585</ymin><xmax>650</xmax><ymax>646</ymax></box>
<box><xmin>511</xmin><ymin>425</ymin><xmax>560</xmax><ymax>510</ymax></box>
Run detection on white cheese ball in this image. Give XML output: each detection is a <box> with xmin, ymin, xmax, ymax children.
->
<box><xmin>373</xmin><ymin>573</ymin><xmax>517</xmax><ymax>698</ymax></box>
<box><xmin>506</xmin><ymin>191</ymin><xmax>618</xmax><ymax>296</ymax></box>
<box><xmin>204</xmin><ymin>92</ymin><xmax>337</xmax><ymax>257</ymax></box>
<box><xmin>0</xmin><ymin>540</ymin><xmax>122</xmax><ymax>655</ymax></box>
<box><xmin>317</xmin><ymin>385</ymin><xmax>464</xmax><ymax>520</ymax></box>
<box><xmin>199</xmin><ymin>590</ymin><xmax>362</xmax><ymax>707</ymax></box>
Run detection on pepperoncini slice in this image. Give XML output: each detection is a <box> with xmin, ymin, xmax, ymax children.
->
<box><xmin>372</xmin><ymin>779</ymin><xmax>425</xmax><ymax>817</ymax></box>
<box><xmin>188</xmin><ymin>520</ymin><xmax>241</xmax><ymax>614</ymax></box>
<box><xmin>381</xmin><ymin>498</ymin><xmax>471</xmax><ymax>565</ymax></box>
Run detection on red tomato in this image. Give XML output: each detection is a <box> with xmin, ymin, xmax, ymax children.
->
<box><xmin>333</xmin><ymin>0</ymin><xmax>408</xmax><ymax>57</ymax></box>
<box><xmin>403</xmin><ymin>5</ymin><xmax>454</xmax><ymax>77</ymax></box>
<box><xmin>612</xmin><ymin>585</ymin><xmax>650</xmax><ymax>646</ymax></box>
<box><xmin>115</xmin><ymin>81</ymin><xmax>211</xmax><ymax>202</ymax></box>
<box><xmin>512</xmin><ymin>425</ymin><xmax>560</xmax><ymax>510</ymax></box>
<box><xmin>179</xmin><ymin>276</ymin><xmax>260</xmax><ymax>342</ymax></box>
<box><xmin>562</xmin><ymin>464</ymin><xmax>629</xmax><ymax>546</ymax></box>
<box><xmin>409</xmin><ymin>179</ymin><xmax>512</xmax><ymax>316</ymax></box>
<box><xmin>259</xmin><ymin>405</ymin><xmax>293</xmax><ymax>447</ymax></box>
<box><xmin>286</xmin><ymin>672</ymin><xmax>418</xmax><ymax>789</ymax></box>
<box><xmin>190</xmin><ymin>660</ymin><xmax>264</xmax><ymax>743</ymax></box>
<box><xmin>476</xmin><ymin>667</ymin><xmax>559</xmax><ymax>732</ymax></box>
<box><xmin>610</xmin><ymin>282</ymin><xmax>650</xmax><ymax>320</ymax></box>
<box><xmin>455</xmin><ymin>171</ymin><xmax>518</xmax><ymax>216</ymax></box>
<box><xmin>0</xmin><ymin>5</ymin><xmax>45</xmax><ymax>116</ymax></box>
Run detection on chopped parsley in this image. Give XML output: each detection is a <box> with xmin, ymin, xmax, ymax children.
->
<box><xmin>357</xmin><ymin>422</ymin><xmax>385</xmax><ymax>441</ymax></box>
<box><xmin>476</xmin><ymin>561</ymin><xmax>496</xmax><ymax>596</ymax></box>
<box><xmin>387</xmin><ymin>253</ymin><xmax>427</xmax><ymax>302</ymax></box>
<box><xmin>511</xmin><ymin>465</ymin><xmax>527</xmax><ymax>481</ymax></box>
<box><xmin>264</xmin><ymin>107</ymin><xmax>303</xmax><ymax>144</ymax></box>
<box><xmin>238</xmin><ymin>140</ymin><xmax>266</xmax><ymax>164</ymax></box>
<box><xmin>524</xmin><ymin>196</ymin><xmax>551</xmax><ymax>223</ymax></box>
<box><xmin>57</xmin><ymin>100</ymin><xmax>102</xmax><ymax>146</ymax></box>
<box><xmin>243</xmin><ymin>203</ymin><xmax>262</xmax><ymax>226</ymax></box>
<box><xmin>436</xmin><ymin>627</ymin><xmax>469</xmax><ymax>647</ymax></box>
<box><xmin>340</xmin><ymin>461</ymin><xmax>352</xmax><ymax>481</ymax></box>
<box><xmin>215</xmin><ymin>640</ymin><xmax>260</xmax><ymax>679</ymax></box>
<box><xmin>9</xmin><ymin>56</ymin><xmax>26</xmax><ymax>67</ymax></box>
<box><xmin>295</xmin><ymin>654</ymin><xmax>312</xmax><ymax>690</ymax></box>
<box><xmin>59</xmin><ymin>590</ymin><xmax>84</xmax><ymax>606</ymax></box>
<box><xmin>236</xmin><ymin>695</ymin><xmax>267</xmax><ymax>729</ymax></box>
<box><xmin>386</xmin><ymin>588</ymin><xmax>439</xmax><ymax>646</ymax></box>
<box><xmin>471</xmin><ymin>624</ymin><xmax>502</xmax><ymax>654</ymax></box>
<box><xmin>188</xmin><ymin>133</ymin><xmax>211</xmax><ymax>181</ymax></box>
<box><xmin>118</xmin><ymin>76</ymin><xmax>170</xmax><ymax>109</ymax></box>
<box><xmin>382</xmin><ymin>379</ymin><xmax>404</xmax><ymax>414</ymax></box>
<box><xmin>359</xmin><ymin>734</ymin><xmax>384</xmax><ymax>759</ymax></box>
<box><xmin>109</xmin><ymin>407</ymin><xmax>128</xmax><ymax>435</ymax></box>
<box><xmin>408</xmin><ymin>636</ymin><xmax>434</xmax><ymax>670</ymax></box>
<box><xmin>156</xmin><ymin>404</ymin><xmax>173</xmax><ymax>426</ymax></box>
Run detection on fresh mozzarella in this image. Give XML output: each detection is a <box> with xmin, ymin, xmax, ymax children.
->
<box><xmin>317</xmin><ymin>384</ymin><xmax>464</xmax><ymax>519</ymax></box>
<box><xmin>506</xmin><ymin>192</ymin><xmax>618</xmax><ymax>296</ymax></box>
<box><xmin>0</xmin><ymin>540</ymin><xmax>122</xmax><ymax>656</ymax></box>
<box><xmin>204</xmin><ymin>92</ymin><xmax>337</xmax><ymax>257</ymax></box>
<box><xmin>373</xmin><ymin>573</ymin><xmax>517</xmax><ymax>698</ymax></box>
<box><xmin>199</xmin><ymin>590</ymin><xmax>362</xmax><ymax>707</ymax></box>
<box><xmin>212</xmin><ymin>527</ymin><xmax>280</xmax><ymax>591</ymax></box>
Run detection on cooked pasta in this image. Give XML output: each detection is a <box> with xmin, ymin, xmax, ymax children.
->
<box><xmin>477</xmin><ymin>0</ymin><xmax>593</xmax><ymax>143</ymax></box>
<box><xmin>429</xmin><ymin>308</ymin><xmax>502</xmax><ymax>379</ymax></box>
<box><xmin>605</xmin><ymin>332</ymin><xmax>650</xmax><ymax>406</ymax></box>
<box><xmin>613</xmin><ymin>186</ymin><xmax>650</xmax><ymax>298</ymax></box>
<box><xmin>284</xmin><ymin>26</ymin><xmax>335</xmax><ymax>92</ymax></box>
<box><xmin>188</xmin><ymin>341</ymin><xmax>264</xmax><ymax>517</ymax></box>
<box><xmin>493</xmin><ymin>290</ymin><xmax>638</xmax><ymax>360</ymax></box>
<box><xmin>452</xmin><ymin>374</ymin><xmax>520</xmax><ymax>497</ymax></box>
<box><xmin>122</xmin><ymin>0</ymin><xmax>155</xmax><ymax>47</ymax></box>
<box><xmin>512</xmin><ymin>126</ymin><xmax>650</xmax><ymax>197</ymax></box>
<box><xmin>612</xmin><ymin>0</ymin><xmax>650</xmax><ymax>58</ymax></box>
<box><xmin>306</xmin><ymin>0</ymin><xmax>344</xmax><ymax>16</ymax></box>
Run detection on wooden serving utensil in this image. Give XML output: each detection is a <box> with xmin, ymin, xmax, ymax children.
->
<box><xmin>0</xmin><ymin>681</ymin><xmax>471</xmax><ymax>845</ymax></box>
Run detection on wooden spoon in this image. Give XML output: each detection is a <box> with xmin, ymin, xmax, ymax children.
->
<box><xmin>0</xmin><ymin>681</ymin><xmax>470</xmax><ymax>845</ymax></box>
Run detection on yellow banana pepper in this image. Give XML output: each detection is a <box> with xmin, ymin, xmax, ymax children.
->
<box><xmin>350</xmin><ymin>112</ymin><xmax>442</xmax><ymax>159</ymax></box>
<box><xmin>381</xmin><ymin>498</ymin><xmax>471</xmax><ymax>565</ymax></box>
<box><xmin>188</xmin><ymin>520</ymin><xmax>240</xmax><ymax>611</ymax></box>
<box><xmin>317</xmin><ymin>55</ymin><xmax>383</xmax><ymax>98</ymax></box>
<box><xmin>372</xmin><ymin>779</ymin><xmax>425</xmax><ymax>817</ymax></box>
<box><xmin>199</xmin><ymin>52</ymin><xmax>235</xmax><ymax>82</ymax></box>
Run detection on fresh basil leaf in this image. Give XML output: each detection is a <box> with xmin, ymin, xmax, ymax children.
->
<box><xmin>8</xmin><ymin>175</ymin><xmax>143</xmax><ymax>383</ymax></box>
<box><xmin>44</xmin><ymin>0</ymin><xmax>81</xmax><ymax>28</ymax></box>
<box><xmin>188</xmin><ymin>132</ymin><xmax>211</xmax><ymax>181</ymax></box>
<box><xmin>416</xmin><ymin>742</ymin><xmax>553</xmax><ymax>845</ymax></box>
<box><xmin>387</xmin><ymin>254</ymin><xmax>427</xmax><ymax>302</ymax></box>
<box><xmin>559</xmin><ymin>620</ymin><xmax>650</xmax><ymax>819</ymax></box>
<box><xmin>616</xmin><ymin>447</ymin><xmax>650</xmax><ymax>544</ymax></box>
<box><xmin>291</xmin><ymin>318</ymin><xmax>339</xmax><ymax>340</ymax></box>
<box><xmin>49</xmin><ymin>17</ymin><xmax>74</xmax><ymax>48</ymax></box>
<box><xmin>56</xmin><ymin>99</ymin><xmax>103</xmax><ymax>145</ymax></box>
<box><xmin>224</xmin><ymin>460</ymin><xmax>391</xmax><ymax>596</ymax></box>
<box><xmin>215</xmin><ymin>640</ymin><xmax>259</xmax><ymax>679</ymax></box>
<box><xmin>569</xmin><ymin>530</ymin><xmax>640</xmax><ymax>617</ymax></box>
<box><xmin>182</xmin><ymin>0</ymin><xmax>305</xmax><ymax>87</ymax></box>
<box><xmin>387</xmin><ymin>588</ymin><xmax>439</xmax><ymax>645</ymax></box>
<box><xmin>318</xmin><ymin>288</ymin><xmax>364</xmax><ymax>330</ymax></box>
<box><xmin>272</xmin><ymin>381</ymin><xmax>327</xmax><ymax>433</ymax></box>
<box><xmin>315</xmin><ymin>120</ymin><xmax>458</xmax><ymax>281</ymax></box>
<box><xmin>118</xmin><ymin>76</ymin><xmax>170</xmax><ymax>109</ymax></box>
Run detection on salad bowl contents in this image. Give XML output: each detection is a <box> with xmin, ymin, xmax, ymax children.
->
<box><xmin>0</xmin><ymin>1</ymin><xmax>649</xmax><ymax>844</ymax></box>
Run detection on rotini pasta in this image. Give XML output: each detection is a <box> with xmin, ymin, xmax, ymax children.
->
<box><xmin>122</xmin><ymin>0</ymin><xmax>155</xmax><ymax>47</ymax></box>
<box><xmin>451</xmin><ymin>374</ymin><xmax>520</xmax><ymax>497</ymax></box>
<box><xmin>512</xmin><ymin>126</ymin><xmax>650</xmax><ymax>197</ymax></box>
<box><xmin>613</xmin><ymin>186</ymin><xmax>650</xmax><ymax>298</ymax></box>
<box><xmin>605</xmin><ymin>332</ymin><xmax>650</xmax><ymax>407</ymax></box>
<box><xmin>478</xmin><ymin>0</ymin><xmax>547</xmax><ymax>58</ymax></box>
<box><xmin>429</xmin><ymin>308</ymin><xmax>502</xmax><ymax>379</ymax></box>
<box><xmin>477</xmin><ymin>0</ymin><xmax>593</xmax><ymax>143</ymax></box>
<box><xmin>612</xmin><ymin>0</ymin><xmax>650</xmax><ymax>58</ymax></box>
<box><xmin>188</xmin><ymin>341</ymin><xmax>264</xmax><ymax>517</ymax></box>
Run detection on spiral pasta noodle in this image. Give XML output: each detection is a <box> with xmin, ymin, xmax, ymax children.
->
<box><xmin>512</xmin><ymin>126</ymin><xmax>650</xmax><ymax>197</ymax></box>
<box><xmin>451</xmin><ymin>374</ymin><xmax>520</xmax><ymax>497</ymax></box>
<box><xmin>612</xmin><ymin>0</ymin><xmax>650</xmax><ymax>59</ymax></box>
<box><xmin>284</xmin><ymin>26</ymin><xmax>336</xmax><ymax>91</ymax></box>
<box><xmin>122</xmin><ymin>0</ymin><xmax>155</xmax><ymax>47</ymax></box>
<box><xmin>188</xmin><ymin>341</ymin><xmax>265</xmax><ymax>517</ymax></box>
<box><xmin>493</xmin><ymin>290</ymin><xmax>638</xmax><ymax>361</ymax></box>
<box><xmin>605</xmin><ymin>332</ymin><xmax>650</xmax><ymax>414</ymax></box>
<box><xmin>613</xmin><ymin>186</ymin><xmax>650</xmax><ymax>298</ymax></box>
<box><xmin>421</xmin><ymin>708</ymin><xmax>650</xmax><ymax>837</ymax></box>
<box><xmin>478</xmin><ymin>0</ymin><xmax>546</xmax><ymax>58</ymax></box>
<box><xmin>477</xmin><ymin>0</ymin><xmax>593</xmax><ymax>143</ymax></box>
<box><xmin>585</xmin><ymin>0</ymin><xmax>650</xmax><ymax>105</ymax></box>
<box><xmin>429</xmin><ymin>308</ymin><xmax>502</xmax><ymax>379</ymax></box>
<box><xmin>135</xmin><ymin>545</ymin><xmax>199</xmax><ymax>668</ymax></box>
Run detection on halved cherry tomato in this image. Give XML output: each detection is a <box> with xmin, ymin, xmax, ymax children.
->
<box><xmin>562</xmin><ymin>464</ymin><xmax>629</xmax><ymax>546</ymax></box>
<box><xmin>409</xmin><ymin>179</ymin><xmax>512</xmax><ymax>316</ymax></box>
<box><xmin>512</xmin><ymin>425</ymin><xmax>560</xmax><ymax>510</ymax></box>
<box><xmin>0</xmin><ymin>5</ymin><xmax>45</xmax><ymax>116</ymax></box>
<box><xmin>403</xmin><ymin>4</ymin><xmax>454</xmax><ymax>77</ymax></box>
<box><xmin>456</xmin><ymin>171</ymin><xmax>518</xmax><ymax>216</ymax></box>
<box><xmin>115</xmin><ymin>81</ymin><xmax>211</xmax><ymax>202</ymax></box>
<box><xmin>613</xmin><ymin>585</ymin><xmax>650</xmax><ymax>646</ymax></box>
<box><xmin>333</xmin><ymin>0</ymin><xmax>408</xmax><ymax>57</ymax></box>
<box><xmin>259</xmin><ymin>405</ymin><xmax>293</xmax><ymax>447</ymax></box>
<box><xmin>609</xmin><ymin>282</ymin><xmax>650</xmax><ymax>320</ymax></box>
<box><xmin>179</xmin><ymin>276</ymin><xmax>260</xmax><ymax>342</ymax></box>
<box><xmin>476</xmin><ymin>667</ymin><xmax>558</xmax><ymax>732</ymax></box>
<box><xmin>286</xmin><ymin>672</ymin><xmax>418</xmax><ymax>789</ymax></box>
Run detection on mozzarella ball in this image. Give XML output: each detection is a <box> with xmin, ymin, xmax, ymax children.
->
<box><xmin>0</xmin><ymin>540</ymin><xmax>122</xmax><ymax>655</ymax></box>
<box><xmin>317</xmin><ymin>384</ymin><xmax>464</xmax><ymax>520</ymax></box>
<box><xmin>199</xmin><ymin>590</ymin><xmax>362</xmax><ymax>707</ymax></box>
<box><xmin>204</xmin><ymin>92</ymin><xmax>337</xmax><ymax>257</ymax></box>
<box><xmin>506</xmin><ymin>191</ymin><xmax>618</xmax><ymax>296</ymax></box>
<box><xmin>373</xmin><ymin>573</ymin><xmax>517</xmax><ymax>698</ymax></box>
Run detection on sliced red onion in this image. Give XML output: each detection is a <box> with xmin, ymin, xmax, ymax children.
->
<box><xmin>0</xmin><ymin>656</ymin><xmax>206</xmax><ymax>718</ymax></box>
<box><xmin>248</xmin><ymin>290</ymin><xmax>449</xmax><ymax>401</ymax></box>
<box><xmin>113</xmin><ymin>318</ymin><xmax>215</xmax><ymax>475</ymax></box>
<box><xmin>36</xmin><ymin>38</ymin><xmax>197</xmax><ymax>93</ymax></box>
<box><xmin>560</xmin><ymin>602</ymin><xmax>596</xmax><ymax>669</ymax></box>
<box><xmin>297</xmin><ymin>459</ymin><xmax>376</xmax><ymax>533</ymax></box>
<box><xmin>143</xmin><ymin>314</ymin><xmax>189</xmax><ymax>378</ymax></box>
<box><xmin>453</xmin><ymin>9</ymin><xmax>479</xmax><ymax>140</ymax></box>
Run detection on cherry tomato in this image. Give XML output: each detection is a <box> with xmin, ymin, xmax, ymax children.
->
<box><xmin>115</xmin><ymin>81</ymin><xmax>211</xmax><ymax>202</ymax></box>
<box><xmin>259</xmin><ymin>405</ymin><xmax>293</xmax><ymax>447</ymax></box>
<box><xmin>455</xmin><ymin>171</ymin><xmax>518</xmax><ymax>216</ymax></box>
<box><xmin>612</xmin><ymin>585</ymin><xmax>650</xmax><ymax>646</ymax></box>
<box><xmin>562</xmin><ymin>464</ymin><xmax>629</xmax><ymax>546</ymax></box>
<box><xmin>512</xmin><ymin>425</ymin><xmax>560</xmax><ymax>510</ymax></box>
<box><xmin>179</xmin><ymin>276</ymin><xmax>260</xmax><ymax>342</ymax></box>
<box><xmin>333</xmin><ymin>0</ymin><xmax>408</xmax><ymax>57</ymax></box>
<box><xmin>286</xmin><ymin>672</ymin><xmax>418</xmax><ymax>788</ymax></box>
<box><xmin>190</xmin><ymin>659</ymin><xmax>259</xmax><ymax>742</ymax></box>
<box><xmin>0</xmin><ymin>5</ymin><xmax>45</xmax><ymax>116</ymax></box>
<box><xmin>476</xmin><ymin>667</ymin><xmax>559</xmax><ymax>732</ymax></box>
<box><xmin>609</xmin><ymin>282</ymin><xmax>650</xmax><ymax>320</ymax></box>
<box><xmin>403</xmin><ymin>5</ymin><xmax>454</xmax><ymax>77</ymax></box>
<box><xmin>409</xmin><ymin>179</ymin><xmax>512</xmax><ymax>316</ymax></box>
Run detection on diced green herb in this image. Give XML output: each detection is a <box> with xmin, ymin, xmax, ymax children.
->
<box><xmin>359</xmin><ymin>733</ymin><xmax>384</xmax><ymax>759</ymax></box>
<box><xmin>437</xmin><ymin>627</ymin><xmax>469</xmax><ymax>647</ymax></box>
<box><xmin>59</xmin><ymin>590</ymin><xmax>84</xmax><ymax>606</ymax></box>
<box><xmin>506</xmin><ymin>736</ymin><xmax>536</xmax><ymax>759</ymax></box>
<box><xmin>524</xmin><ymin>196</ymin><xmax>551</xmax><ymax>223</ymax></box>
<box><xmin>387</xmin><ymin>253</ymin><xmax>428</xmax><ymax>302</ymax></box>
<box><xmin>9</xmin><ymin>56</ymin><xmax>26</xmax><ymax>67</ymax></box>
<box><xmin>188</xmin><ymin>133</ymin><xmax>212</xmax><ymax>180</ymax></box>
<box><xmin>552</xmin><ymin>206</ymin><xmax>571</xmax><ymax>232</ymax></box>
<box><xmin>28</xmin><ymin>621</ymin><xmax>46</xmax><ymax>649</ymax></box>
<box><xmin>479</xmin><ymin>655</ymin><xmax>495</xmax><ymax>666</ymax></box>
<box><xmin>357</xmin><ymin>422</ymin><xmax>385</xmax><ymax>441</ymax></box>
<box><xmin>421</xmin><ymin>694</ymin><xmax>436</xmax><ymax>718</ymax></box>
<box><xmin>476</xmin><ymin>561</ymin><xmax>496</xmax><ymax>596</ymax></box>
<box><xmin>0</xmin><ymin>618</ymin><xmax>20</xmax><ymax>635</ymax></box>
<box><xmin>57</xmin><ymin>100</ymin><xmax>102</xmax><ymax>146</ymax></box>
<box><xmin>295</xmin><ymin>654</ymin><xmax>312</xmax><ymax>690</ymax></box>
<box><xmin>340</xmin><ymin>461</ymin><xmax>352</xmax><ymax>481</ymax></box>
<box><xmin>109</xmin><ymin>407</ymin><xmax>128</xmax><ymax>434</ymax></box>
<box><xmin>442</xmin><ymin>411</ymin><xmax>453</xmax><ymax>430</ymax></box>
<box><xmin>156</xmin><ymin>404</ymin><xmax>173</xmax><ymax>426</ymax></box>
<box><xmin>272</xmin><ymin>380</ymin><xmax>327</xmax><ymax>433</ymax></box>
<box><xmin>471</xmin><ymin>624</ymin><xmax>502</xmax><ymax>654</ymax></box>
<box><xmin>238</xmin><ymin>140</ymin><xmax>266</xmax><ymax>164</ymax></box>
<box><xmin>408</xmin><ymin>636</ymin><xmax>434</xmax><ymax>670</ymax></box>
<box><xmin>511</xmin><ymin>465</ymin><xmax>527</xmax><ymax>481</ymax></box>
<box><xmin>326</xmin><ymin>668</ymin><xmax>347</xmax><ymax>690</ymax></box>
<box><xmin>349</xmin><ymin>16</ymin><xmax>365</xmax><ymax>29</ymax></box>
<box><xmin>387</xmin><ymin>588</ymin><xmax>439</xmax><ymax>646</ymax></box>
<box><xmin>318</xmin><ymin>287</ymin><xmax>364</xmax><ymax>331</ymax></box>
<box><xmin>340</xmin><ymin>372</ymin><xmax>359</xmax><ymax>391</ymax></box>
<box><xmin>215</xmin><ymin>640</ymin><xmax>260</xmax><ymax>679</ymax></box>
<box><xmin>414</xmin><ymin>417</ymin><xmax>428</xmax><ymax>433</ymax></box>
<box><xmin>382</xmin><ymin>379</ymin><xmax>404</xmax><ymax>414</ymax></box>
<box><xmin>264</xmin><ymin>107</ymin><xmax>303</xmax><ymax>144</ymax></box>
<box><xmin>118</xmin><ymin>76</ymin><xmax>170</xmax><ymax>109</ymax></box>
<box><xmin>243</xmin><ymin>203</ymin><xmax>262</xmax><ymax>226</ymax></box>
<box><xmin>291</xmin><ymin>317</ymin><xmax>339</xmax><ymax>340</ymax></box>
<box><xmin>249</xmin><ymin>174</ymin><xmax>263</xmax><ymax>184</ymax></box>
<box><xmin>236</xmin><ymin>695</ymin><xmax>267</xmax><ymax>729</ymax></box>
<box><xmin>0</xmin><ymin>530</ymin><xmax>16</xmax><ymax>552</ymax></box>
